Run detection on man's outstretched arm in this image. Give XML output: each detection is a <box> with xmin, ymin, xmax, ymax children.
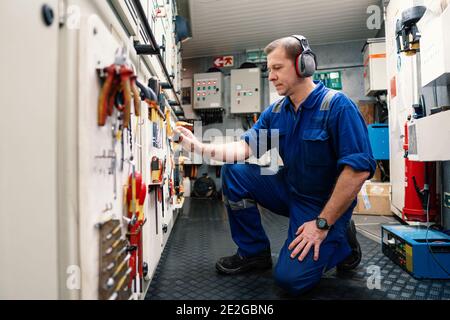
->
<box><xmin>175</xmin><ymin>126</ymin><xmax>251</xmax><ymax>163</ymax></box>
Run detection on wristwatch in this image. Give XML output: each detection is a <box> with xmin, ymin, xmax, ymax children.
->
<box><xmin>316</xmin><ymin>217</ymin><xmax>331</xmax><ymax>230</ymax></box>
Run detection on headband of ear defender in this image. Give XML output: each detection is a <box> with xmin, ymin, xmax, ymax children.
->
<box><xmin>290</xmin><ymin>35</ymin><xmax>317</xmax><ymax>78</ymax></box>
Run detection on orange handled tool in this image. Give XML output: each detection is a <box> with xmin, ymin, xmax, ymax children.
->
<box><xmin>119</xmin><ymin>65</ymin><xmax>133</xmax><ymax>129</ymax></box>
<box><xmin>125</xmin><ymin>170</ymin><xmax>146</xmax><ymax>293</ymax></box>
<box><xmin>98</xmin><ymin>65</ymin><xmax>116</xmax><ymax>126</ymax></box>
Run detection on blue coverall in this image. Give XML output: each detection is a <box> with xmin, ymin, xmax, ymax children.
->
<box><xmin>221</xmin><ymin>81</ymin><xmax>376</xmax><ymax>295</ymax></box>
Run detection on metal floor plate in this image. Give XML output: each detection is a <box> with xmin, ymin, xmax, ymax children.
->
<box><xmin>145</xmin><ymin>198</ymin><xmax>450</xmax><ymax>300</ymax></box>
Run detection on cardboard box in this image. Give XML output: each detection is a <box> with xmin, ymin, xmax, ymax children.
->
<box><xmin>358</xmin><ymin>101</ymin><xmax>375</xmax><ymax>125</ymax></box>
<box><xmin>354</xmin><ymin>181</ymin><xmax>392</xmax><ymax>215</ymax></box>
<box><xmin>371</xmin><ymin>165</ymin><xmax>382</xmax><ymax>182</ymax></box>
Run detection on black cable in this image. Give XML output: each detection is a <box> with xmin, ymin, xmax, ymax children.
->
<box><xmin>376</xmin><ymin>94</ymin><xmax>389</xmax><ymax>124</ymax></box>
<box><xmin>421</xmin><ymin>94</ymin><xmax>427</xmax><ymax>117</ymax></box>
<box><xmin>246</xmin><ymin>116</ymin><xmax>252</xmax><ymax>129</ymax></box>
<box><xmin>242</xmin><ymin>117</ymin><xmax>247</xmax><ymax>131</ymax></box>
<box><xmin>378</xmin><ymin>161</ymin><xmax>390</xmax><ymax>182</ymax></box>
<box><xmin>433</xmin><ymin>80</ymin><xmax>439</xmax><ymax>108</ymax></box>
<box><xmin>241</xmin><ymin>117</ymin><xmax>249</xmax><ymax>131</ymax></box>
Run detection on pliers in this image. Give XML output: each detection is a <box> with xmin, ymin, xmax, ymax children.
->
<box><xmin>97</xmin><ymin>47</ymin><xmax>141</xmax><ymax>128</ymax></box>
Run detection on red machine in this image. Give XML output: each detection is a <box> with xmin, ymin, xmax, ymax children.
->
<box><xmin>402</xmin><ymin>121</ymin><xmax>439</xmax><ymax>222</ymax></box>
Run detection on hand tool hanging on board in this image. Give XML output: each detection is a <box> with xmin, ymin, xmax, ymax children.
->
<box><xmin>125</xmin><ymin>168</ymin><xmax>147</xmax><ymax>294</ymax></box>
<box><xmin>152</xmin><ymin>107</ymin><xmax>159</xmax><ymax>148</ymax></box>
<box><xmin>165</xmin><ymin>109</ymin><xmax>172</xmax><ymax>138</ymax></box>
<box><xmin>149</xmin><ymin>78</ymin><xmax>165</xmax><ymax>149</ymax></box>
<box><xmin>161</xmin><ymin>157</ymin><xmax>168</xmax><ymax>218</ymax></box>
<box><xmin>135</xmin><ymin>181</ymin><xmax>146</xmax><ymax>294</ymax></box>
<box><xmin>178</xmin><ymin>153</ymin><xmax>186</xmax><ymax>196</ymax></box>
<box><xmin>157</xmin><ymin>98</ymin><xmax>165</xmax><ymax>149</ymax></box>
<box><xmin>136</xmin><ymin>79</ymin><xmax>158</xmax><ymax>110</ymax></box>
<box><xmin>168</xmin><ymin>178</ymin><xmax>175</xmax><ymax>205</ymax></box>
<box><xmin>165</xmin><ymin>111</ymin><xmax>178</xmax><ymax>177</ymax></box>
<box><xmin>150</xmin><ymin>156</ymin><xmax>163</xmax><ymax>234</ymax></box>
<box><xmin>151</xmin><ymin>156</ymin><xmax>163</xmax><ymax>184</ymax></box>
<box><xmin>97</xmin><ymin>47</ymin><xmax>141</xmax><ymax>128</ymax></box>
<box><xmin>174</xmin><ymin>162</ymin><xmax>181</xmax><ymax>196</ymax></box>
<box><xmin>138</xmin><ymin>80</ymin><xmax>158</xmax><ymax>148</ymax></box>
<box><xmin>166</xmin><ymin>156</ymin><xmax>174</xmax><ymax>206</ymax></box>
<box><xmin>98</xmin><ymin>64</ymin><xmax>116</xmax><ymax>126</ymax></box>
<box><xmin>135</xmin><ymin>79</ymin><xmax>165</xmax><ymax>149</ymax></box>
<box><xmin>159</xmin><ymin>182</ymin><xmax>165</xmax><ymax>218</ymax></box>
<box><xmin>117</xmin><ymin>65</ymin><xmax>133</xmax><ymax>127</ymax></box>
<box><xmin>159</xmin><ymin>112</ymin><xmax>164</xmax><ymax>149</ymax></box>
<box><xmin>126</xmin><ymin>166</ymin><xmax>138</xmax><ymax>289</ymax></box>
<box><xmin>173</xmin><ymin>150</ymin><xmax>185</xmax><ymax>199</ymax></box>
<box><xmin>148</xmin><ymin>78</ymin><xmax>161</xmax><ymax>101</ymax></box>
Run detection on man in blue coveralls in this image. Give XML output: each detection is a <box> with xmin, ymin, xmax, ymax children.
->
<box><xmin>175</xmin><ymin>35</ymin><xmax>376</xmax><ymax>295</ymax></box>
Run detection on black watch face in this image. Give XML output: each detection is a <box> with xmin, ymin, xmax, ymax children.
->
<box><xmin>317</xmin><ymin>219</ymin><xmax>327</xmax><ymax>229</ymax></box>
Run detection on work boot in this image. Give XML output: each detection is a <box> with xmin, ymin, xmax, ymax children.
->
<box><xmin>337</xmin><ymin>220</ymin><xmax>362</xmax><ymax>272</ymax></box>
<box><xmin>215</xmin><ymin>249</ymin><xmax>272</xmax><ymax>275</ymax></box>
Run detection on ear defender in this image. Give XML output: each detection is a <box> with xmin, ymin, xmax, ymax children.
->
<box><xmin>291</xmin><ymin>35</ymin><xmax>317</xmax><ymax>78</ymax></box>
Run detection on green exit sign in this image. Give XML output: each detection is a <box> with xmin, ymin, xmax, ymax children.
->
<box><xmin>246</xmin><ymin>49</ymin><xmax>267</xmax><ymax>63</ymax></box>
<box><xmin>445</xmin><ymin>192</ymin><xmax>450</xmax><ymax>209</ymax></box>
<box><xmin>313</xmin><ymin>71</ymin><xmax>342</xmax><ymax>90</ymax></box>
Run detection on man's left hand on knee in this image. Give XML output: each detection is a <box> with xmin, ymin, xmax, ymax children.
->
<box><xmin>288</xmin><ymin>220</ymin><xmax>329</xmax><ymax>262</ymax></box>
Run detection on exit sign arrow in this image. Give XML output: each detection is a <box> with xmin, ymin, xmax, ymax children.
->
<box><xmin>213</xmin><ymin>56</ymin><xmax>234</xmax><ymax>68</ymax></box>
<box><xmin>213</xmin><ymin>57</ymin><xmax>224</xmax><ymax>67</ymax></box>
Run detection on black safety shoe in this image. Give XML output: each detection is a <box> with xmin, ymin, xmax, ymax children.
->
<box><xmin>215</xmin><ymin>249</ymin><xmax>272</xmax><ymax>275</ymax></box>
<box><xmin>337</xmin><ymin>220</ymin><xmax>362</xmax><ymax>272</ymax></box>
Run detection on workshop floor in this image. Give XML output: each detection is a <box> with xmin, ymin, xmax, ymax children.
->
<box><xmin>145</xmin><ymin>198</ymin><xmax>450</xmax><ymax>300</ymax></box>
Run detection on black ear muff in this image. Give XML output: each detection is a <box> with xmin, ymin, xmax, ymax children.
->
<box><xmin>291</xmin><ymin>35</ymin><xmax>317</xmax><ymax>78</ymax></box>
<box><xmin>301</xmin><ymin>52</ymin><xmax>316</xmax><ymax>78</ymax></box>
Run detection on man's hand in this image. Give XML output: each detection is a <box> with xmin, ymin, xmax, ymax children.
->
<box><xmin>174</xmin><ymin>126</ymin><xmax>203</xmax><ymax>154</ymax></box>
<box><xmin>288</xmin><ymin>220</ymin><xmax>329</xmax><ymax>262</ymax></box>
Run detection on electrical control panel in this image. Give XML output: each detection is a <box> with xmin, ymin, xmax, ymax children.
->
<box><xmin>1</xmin><ymin>0</ymin><xmax>184</xmax><ymax>300</ymax></box>
<box><xmin>193</xmin><ymin>72</ymin><xmax>224</xmax><ymax>109</ymax></box>
<box><xmin>230</xmin><ymin>68</ymin><xmax>262</xmax><ymax>114</ymax></box>
<box><xmin>382</xmin><ymin>225</ymin><xmax>450</xmax><ymax>279</ymax></box>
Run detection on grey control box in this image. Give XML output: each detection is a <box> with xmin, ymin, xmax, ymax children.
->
<box><xmin>193</xmin><ymin>72</ymin><xmax>224</xmax><ymax>109</ymax></box>
<box><xmin>230</xmin><ymin>68</ymin><xmax>262</xmax><ymax>114</ymax></box>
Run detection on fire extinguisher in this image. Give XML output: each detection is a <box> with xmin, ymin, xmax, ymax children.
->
<box><xmin>402</xmin><ymin>120</ymin><xmax>439</xmax><ymax>222</ymax></box>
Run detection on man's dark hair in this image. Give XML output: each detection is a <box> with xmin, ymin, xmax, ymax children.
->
<box><xmin>264</xmin><ymin>37</ymin><xmax>302</xmax><ymax>61</ymax></box>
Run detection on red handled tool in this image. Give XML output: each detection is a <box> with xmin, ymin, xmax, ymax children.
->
<box><xmin>126</xmin><ymin>170</ymin><xmax>146</xmax><ymax>293</ymax></box>
<box><xmin>97</xmin><ymin>48</ymin><xmax>141</xmax><ymax>129</ymax></box>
